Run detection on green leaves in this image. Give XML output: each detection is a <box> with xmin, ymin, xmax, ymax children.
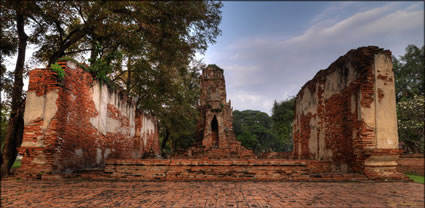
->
<box><xmin>394</xmin><ymin>44</ymin><xmax>424</xmax><ymax>153</ymax></box>
<box><xmin>272</xmin><ymin>98</ymin><xmax>295</xmax><ymax>146</ymax></box>
<box><xmin>232</xmin><ymin>98</ymin><xmax>296</xmax><ymax>154</ymax></box>
<box><xmin>87</xmin><ymin>42</ymin><xmax>122</xmax><ymax>87</ymax></box>
<box><xmin>233</xmin><ymin>110</ymin><xmax>287</xmax><ymax>154</ymax></box>
<box><xmin>3</xmin><ymin>1</ymin><xmax>222</xmax><ymax>156</ymax></box>
<box><xmin>397</xmin><ymin>95</ymin><xmax>424</xmax><ymax>153</ymax></box>
<box><xmin>393</xmin><ymin>44</ymin><xmax>424</xmax><ymax>101</ymax></box>
<box><xmin>50</xmin><ymin>63</ymin><xmax>65</xmax><ymax>80</ymax></box>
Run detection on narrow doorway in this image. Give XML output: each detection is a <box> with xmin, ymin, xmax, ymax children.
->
<box><xmin>211</xmin><ymin>116</ymin><xmax>219</xmax><ymax>147</ymax></box>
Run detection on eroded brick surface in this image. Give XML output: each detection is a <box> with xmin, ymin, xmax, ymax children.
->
<box><xmin>1</xmin><ymin>180</ymin><xmax>423</xmax><ymax>207</ymax></box>
<box><xmin>104</xmin><ymin>159</ymin><xmax>334</xmax><ymax>181</ymax></box>
<box><xmin>186</xmin><ymin>65</ymin><xmax>255</xmax><ymax>159</ymax></box>
<box><xmin>19</xmin><ymin>61</ymin><xmax>160</xmax><ymax>176</ymax></box>
<box><xmin>293</xmin><ymin>46</ymin><xmax>403</xmax><ymax>179</ymax></box>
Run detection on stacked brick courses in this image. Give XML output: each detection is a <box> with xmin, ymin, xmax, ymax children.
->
<box><xmin>104</xmin><ymin>159</ymin><xmax>333</xmax><ymax>181</ymax></box>
<box><xmin>397</xmin><ymin>154</ymin><xmax>424</xmax><ymax>176</ymax></box>
<box><xmin>18</xmin><ymin>47</ymin><xmax>408</xmax><ymax>182</ymax></box>
<box><xmin>19</xmin><ymin>60</ymin><xmax>159</xmax><ymax>176</ymax></box>
<box><xmin>293</xmin><ymin>46</ymin><xmax>406</xmax><ymax>180</ymax></box>
<box><xmin>187</xmin><ymin>65</ymin><xmax>255</xmax><ymax>159</ymax></box>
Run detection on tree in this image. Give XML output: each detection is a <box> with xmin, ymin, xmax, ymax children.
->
<box><xmin>397</xmin><ymin>95</ymin><xmax>424</xmax><ymax>153</ymax></box>
<box><xmin>0</xmin><ymin>1</ymin><xmax>222</xmax><ymax>174</ymax></box>
<box><xmin>0</xmin><ymin>65</ymin><xmax>13</xmax><ymax>149</ymax></box>
<box><xmin>0</xmin><ymin>0</ymin><xmax>34</xmax><ymax>176</ymax></box>
<box><xmin>233</xmin><ymin>110</ymin><xmax>284</xmax><ymax>153</ymax></box>
<box><xmin>158</xmin><ymin>65</ymin><xmax>201</xmax><ymax>154</ymax></box>
<box><xmin>32</xmin><ymin>1</ymin><xmax>222</xmax><ymax>119</ymax></box>
<box><xmin>271</xmin><ymin>97</ymin><xmax>295</xmax><ymax>151</ymax></box>
<box><xmin>393</xmin><ymin>44</ymin><xmax>425</xmax><ymax>153</ymax></box>
<box><xmin>393</xmin><ymin>44</ymin><xmax>424</xmax><ymax>102</ymax></box>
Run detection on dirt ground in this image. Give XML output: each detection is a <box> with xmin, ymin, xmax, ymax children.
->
<box><xmin>1</xmin><ymin>179</ymin><xmax>424</xmax><ymax>207</ymax></box>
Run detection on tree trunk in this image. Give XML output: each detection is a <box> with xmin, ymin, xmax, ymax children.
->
<box><xmin>48</xmin><ymin>30</ymin><xmax>86</xmax><ymax>65</ymax></box>
<box><xmin>161</xmin><ymin>129</ymin><xmax>170</xmax><ymax>155</ymax></box>
<box><xmin>0</xmin><ymin>5</ymin><xmax>27</xmax><ymax>177</ymax></box>
<box><xmin>126</xmin><ymin>56</ymin><xmax>132</xmax><ymax>93</ymax></box>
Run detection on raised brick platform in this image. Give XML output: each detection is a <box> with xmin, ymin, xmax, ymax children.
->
<box><xmin>104</xmin><ymin>159</ymin><xmax>337</xmax><ymax>181</ymax></box>
<box><xmin>397</xmin><ymin>154</ymin><xmax>424</xmax><ymax>176</ymax></box>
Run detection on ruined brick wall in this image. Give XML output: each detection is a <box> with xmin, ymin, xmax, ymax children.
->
<box><xmin>19</xmin><ymin>60</ymin><xmax>159</xmax><ymax>175</ymax></box>
<box><xmin>189</xmin><ymin>65</ymin><xmax>255</xmax><ymax>159</ymax></box>
<box><xmin>105</xmin><ymin>159</ymin><xmax>332</xmax><ymax>181</ymax></box>
<box><xmin>397</xmin><ymin>154</ymin><xmax>424</xmax><ymax>176</ymax></box>
<box><xmin>293</xmin><ymin>46</ymin><xmax>402</xmax><ymax>178</ymax></box>
<box><xmin>198</xmin><ymin>64</ymin><xmax>233</xmax><ymax>149</ymax></box>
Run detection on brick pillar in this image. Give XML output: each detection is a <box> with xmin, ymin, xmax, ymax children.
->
<box><xmin>18</xmin><ymin>68</ymin><xmax>61</xmax><ymax>176</ymax></box>
<box><xmin>362</xmin><ymin>53</ymin><xmax>406</xmax><ymax>180</ymax></box>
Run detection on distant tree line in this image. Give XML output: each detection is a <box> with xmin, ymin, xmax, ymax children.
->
<box><xmin>233</xmin><ymin>97</ymin><xmax>295</xmax><ymax>154</ymax></box>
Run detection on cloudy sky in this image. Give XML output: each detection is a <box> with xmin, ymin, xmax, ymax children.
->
<box><xmin>198</xmin><ymin>1</ymin><xmax>424</xmax><ymax>115</ymax></box>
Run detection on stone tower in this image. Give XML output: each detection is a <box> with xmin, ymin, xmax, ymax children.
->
<box><xmin>192</xmin><ymin>64</ymin><xmax>254</xmax><ymax>158</ymax></box>
<box><xmin>198</xmin><ymin>64</ymin><xmax>233</xmax><ymax>149</ymax></box>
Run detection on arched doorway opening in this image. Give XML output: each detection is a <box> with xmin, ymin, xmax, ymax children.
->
<box><xmin>211</xmin><ymin>116</ymin><xmax>219</xmax><ymax>147</ymax></box>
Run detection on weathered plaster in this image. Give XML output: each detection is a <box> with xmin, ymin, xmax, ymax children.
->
<box><xmin>24</xmin><ymin>89</ymin><xmax>59</xmax><ymax>128</ymax></box>
<box><xmin>90</xmin><ymin>81</ymin><xmax>136</xmax><ymax>137</ymax></box>
<box><xmin>42</xmin><ymin>89</ymin><xmax>59</xmax><ymax>129</ymax></box>
<box><xmin>374</xmin><ymin>54</ymin><xmax>398</xmax><ymax>149</ymax></box>
<box><xmin>140</xmin><ymin>116</ymin><xmax>156</xmax><ymax>147</ymax></box>
<box><xmin>19</xmin><ymin>61</ymin><xmax>160</xmax><ymax>175</ymax></box>
<box><xmin>293</xmin><ymin>46</ymin><xmax>402</xmax><ymax>178</ymax></box>
<box><xmin>23</xmin><ymin>91</ymin><xmax>45</xmax><ymax>125</ymax></box>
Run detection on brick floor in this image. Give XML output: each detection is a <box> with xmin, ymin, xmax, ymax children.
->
<box><xmin>1</xmin><ymin>179</ymin><xmax>423</xmax><ymax>207</ymax></box>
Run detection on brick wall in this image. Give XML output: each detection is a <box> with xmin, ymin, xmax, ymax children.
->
<box><xmin>397</xmin><ymin>154</ymin><xmax>424</xmax><ymax>176</ymax></box>
<box><xmin>187</xmin><ymin>65</ymin><xmax>255</xmax><ymax>159</ymax></box>
<box><xmin>19</xmin><ymin>60</ymin><xmax>159</xmax><ymax>176</ymax></box>
<box><xmin>104</xmin><ymin>159</ymin><xmax>333</xmax><ymax>181</ymax></box>
<box><xmin>293</xmin><ymin>46</ymin><xmax>404</xmax><ymax>179</ymax></box>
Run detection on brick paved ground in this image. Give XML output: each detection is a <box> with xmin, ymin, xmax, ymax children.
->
<box><xmin>1</xmin><ymin>179</ymin><xmax>424</xmax><ymax>208</ymax></box>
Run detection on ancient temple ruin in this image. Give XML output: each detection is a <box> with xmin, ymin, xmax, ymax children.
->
<box><xmin>18</xmin><ymin>46</ymin><xmax>407</xmax><ymax>181</ymax></box>
<box><xmin>292</xmin><ymin>46</ymin><xmax>405</xmax><ymax>179</ymax></box>
<box><xmin>187</xmin><ymin>65</ymin><xmax>255</xmax><ymax>158</ymax></box>
<box><xmin>198</xmin><ymin>64</ymin><xmax>230</xmax><ymax>149</ymax></box>
<box><xmin>18</xmin><ymin>60</ymin><xmax>160</xmax><ymax>176</ymax></box>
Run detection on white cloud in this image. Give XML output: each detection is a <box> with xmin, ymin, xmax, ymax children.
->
<box><xmin>204</xmin><ymin>2</ymin><xmax>424</xmax><ymax>115</ymax></box>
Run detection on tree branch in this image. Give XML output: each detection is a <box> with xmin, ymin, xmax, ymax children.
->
<box><xmin>64</xmin><ymin>48</ymin><xmax>92</xmax><ymax>55</ymax></box>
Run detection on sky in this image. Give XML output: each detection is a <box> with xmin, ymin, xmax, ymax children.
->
<box><xmin>198</xmin><ymin>1</ymin><xmax>424</xmax><ymax>115</ymax></box>
<box><xmin>3</xmin><ymin>2</ymin><xmax>424</xmax><ymax>115</ymax></box>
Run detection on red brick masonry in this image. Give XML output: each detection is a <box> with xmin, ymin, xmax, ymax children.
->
<box><xmin>102</xmin><ymin>159</ymin><xmax>379</xmax><ymax>181</ymax></box>
<box><xmin>397</xmin><ymin>154</ymin><xmax>424</xmax><ymax>176</ymax></box>
<box><xmin>19</xmin><ymin>60</ymin><xmax>159</xmax><ymax>177</ymax></box>
<box><xmin>292</xmin><ymin>46</ymin><xmax>405</xmax><ymax>180</ymax></box>
<box><xmin>2</xmin><ymin>180</ymin><xmax>423</xmax><ymax>207</ymax></box>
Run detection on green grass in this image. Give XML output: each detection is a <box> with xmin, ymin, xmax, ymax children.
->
<box><xmin>11</xmin><ymin>159</ymin><xmax>21</xmax><ymax>169</ymax></box>
<box><xmin>406</xmin><ymin>174</ymin><xmax>424</xmax><ymax>184</ymax></box>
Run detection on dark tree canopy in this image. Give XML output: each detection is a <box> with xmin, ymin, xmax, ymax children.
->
<box><xmin>393</xmin><ymin>44</ymin><xmax>424</xmax><ymax>102</ymax></box>
<box><xmin>233</xmin><ymin>110</ymin><xmax>289</xmax><ymax>154</ymax></box>
<box><xmin>393</xmin><ymin>44</ymin><xmax>424</xmax><ymax>154</ymax></box>
<box><xmin>271</xmin><ymin>98</ymin><xmax>295</xmax><ymax>147</ymax></box>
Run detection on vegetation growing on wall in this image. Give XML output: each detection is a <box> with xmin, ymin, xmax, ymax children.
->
<box><xmin>49</xmin><ymin>63</ymin><xmax>65</xmax><ymax>80</ymax></box>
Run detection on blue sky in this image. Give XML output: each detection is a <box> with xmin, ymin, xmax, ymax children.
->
<box><xmin>198</xmin><ymin>1</ymin><xmax>424</xmax><ymax>114</ymax></box>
